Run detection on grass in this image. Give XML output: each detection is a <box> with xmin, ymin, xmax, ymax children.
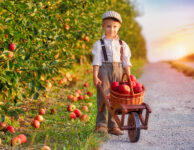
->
<box><xmin>168</xmin><ymin>61</ymin><xmax>194</xmax><ymax>78</ymax></box>
<box><xmin>0</xmin><ymin>59</ymin><xmax>146</xmax><ymax>149</ymax></box>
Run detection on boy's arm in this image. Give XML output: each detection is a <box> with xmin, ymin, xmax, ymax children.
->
<box><xmin>93</xmin><ymin>65</ymin><xmax>102</xmax><ymax>87</ymax></box>
<box><xmin>124</xmin><ymin>66</ymin><xmax>131</xmax><ymax>76</ymax></box>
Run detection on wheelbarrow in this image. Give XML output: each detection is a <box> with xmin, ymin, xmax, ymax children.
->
<box><xmin>98</xmin><ymin>74</ymin><xmax>152</xmax><ymax>142</ymax></box>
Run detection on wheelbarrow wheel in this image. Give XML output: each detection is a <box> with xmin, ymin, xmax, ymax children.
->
<box><xmin>128</xmin><ymin>112</ymin><xmax>140</xmax><ymax>142</ymax></box>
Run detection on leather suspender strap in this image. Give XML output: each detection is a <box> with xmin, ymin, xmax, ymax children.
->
<box><xmin>119</xmin><ymin>40</ymin><xmax>123</xmax><ymax>62</ymax></box>
<box><xmin>100</xmin><ymin>39</ymin><xmax>108</xmax><ymax>61</ymax></box>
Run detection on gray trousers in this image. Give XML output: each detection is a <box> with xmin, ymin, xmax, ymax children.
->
<box><xmin>96</xmin><ymin>62</ymin><xmax>123</xmax><ymax>128</ymax></box>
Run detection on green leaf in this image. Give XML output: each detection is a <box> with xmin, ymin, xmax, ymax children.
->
<box><xmin>1</xmin><ymin>114</ymin><xmax>5</xmax><ymax>122</ymax></box>
<box><xmin>33</xmin><ymin>92</ymin><xmax>39</xmax><ymax>100</ymax></box>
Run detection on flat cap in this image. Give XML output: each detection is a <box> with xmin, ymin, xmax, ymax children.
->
<box><xmin>102</xmin><ymin>11</ymin><xmax>122</xmax><ymax>24</ymax></box>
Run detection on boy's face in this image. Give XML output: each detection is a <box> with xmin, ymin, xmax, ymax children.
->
<box><xmin>102</xmin><ymin>19</ymin><xmax>121</xmax><ymax>39</ymax></box>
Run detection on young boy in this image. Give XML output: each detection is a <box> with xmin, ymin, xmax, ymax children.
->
<box><xmin>92</xmin><ymin>11</ymin><xmax>132</xmax><ymax>135</ymax></box>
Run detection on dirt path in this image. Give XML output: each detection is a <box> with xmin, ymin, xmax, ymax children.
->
<box><xmin>101</xmin><ymin>62</ymin><xmax>194</xmax><ymax>150</ymax></box>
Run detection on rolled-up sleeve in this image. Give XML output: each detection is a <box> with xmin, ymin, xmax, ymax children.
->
<box><xmin>92</xmin><ymin>41</ymin><xmax>102</xmax><ymax>66</ymax></box>
<box><xmin>122</xmin><ymin>41</ymin><xmax>132</xmax><ymax>68</ymax></box>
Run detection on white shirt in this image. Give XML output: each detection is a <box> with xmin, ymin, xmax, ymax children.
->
<box><xmin>92</xmin><ymin>35</ymin><xmax>132</xmax><ymax>68</ymax></box>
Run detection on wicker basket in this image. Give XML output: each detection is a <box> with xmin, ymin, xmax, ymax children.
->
<box><xmin>110</xmin><ymin>73</ymin><xmax>145</xmax><ymax>107</ymax></box>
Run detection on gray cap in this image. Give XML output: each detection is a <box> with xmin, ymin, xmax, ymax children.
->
<box><xmin>102</xmin><ymin>11</ymin><xmax>122</xmax><ymax>24</ymax></box>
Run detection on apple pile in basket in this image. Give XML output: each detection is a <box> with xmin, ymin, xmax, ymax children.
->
<box><xmin>111</xmin><ymin>74</ymin><xmax>144</xmax><ymax>95</ymax></box>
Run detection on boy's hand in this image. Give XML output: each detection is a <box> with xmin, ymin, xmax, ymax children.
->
<box><xmin>93</xmin><ymin>76</ymin><xmax>102</xmax><ymax>87</ymax></box>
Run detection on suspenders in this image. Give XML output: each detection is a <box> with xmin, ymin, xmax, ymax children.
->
<box><xmin>100</xmin><ymin>39</ymin><xmax>123</xmax><ymax>62</ymax></box>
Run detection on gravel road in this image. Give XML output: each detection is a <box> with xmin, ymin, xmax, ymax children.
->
<box><xmin>101</xmin><ymin>62</ymin><xmax>194</xmax><ymax>150</ymax></box>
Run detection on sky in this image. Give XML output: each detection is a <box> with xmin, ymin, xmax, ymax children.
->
<box><xmin>134</xmin><ymin>0</ymin><xmax>194</xmax><ymax>62</ymax></box>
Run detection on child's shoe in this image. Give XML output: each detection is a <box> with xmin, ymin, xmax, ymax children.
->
<box><xmin>108</xmin><ymin>127</ymin><xmax>123</xmax><ymax>136</ymax></box>
<box><xmin>94</xmin><ymin>126</ymin><xmax>108</xmax><ymax>134</ymax></box>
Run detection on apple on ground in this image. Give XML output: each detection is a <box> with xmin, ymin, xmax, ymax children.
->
<box><xmin>119</xmin><ymin>84</ymin><xmax>131</xmax><ymax>94</ymax></box>
<box><xmin>8</xmin><ymin>52</ymin><xmax>14</xmax><ymax>58</ymax></box>
<box><xmin>39</xmin><ymin>108</ymin><xmax>46</xmax><ymax>115</ymax></box>
<box><xmin>87</xmin><ymin>102</ymin><xmax>93</xmax><ymax>108</ymax></box>
<box><xmin>74</xmin><ymin>76</ymin><xmax>79</xmax><ymax>82</ymax></box>
<box><xmin>69</xmin><ymin>112</ymin><xmax>76</xmax><ymax>120</ymax></box>
<box><xmin>51</xmin><ymin>108</ymin><xmax>57</xmax><ymax>114</ymax></box>
<box><xmin>41</xmin><ymin>145</ymin><xmax>51</xmax><ymax>150</ymax></box>
<box><xmin>84</xmin><ymin>83</ymin><xmax>88</xmax><ymax>87</ymax></box>
<box><xmin>34</xmin><ymin>115</ymin><xmax>44</xmax><ymax>122</ymax></box>
<box><xmin>0</xmin><ymin>122</ymin><xmax>6</xmax><ymax>130</ymax></box>
<box><xmin>58</xmin><ymin>79</ymin><xmax>64</xmax><ymax>85</ymax></box>
<box><xmin>84</xmin><ymin>95</ymin><xmax>89</xmax><ymax>100</ymax></box>
<box><xmin>8</xmin><ymin>43</ymin><xmax>16</xmax><ymax>51</ymax></box>
<box><xmin>67</xmin><ymin>104</ymin><xmax>76</xmax><ymax>112</ymax></box>
<box><xmin>81</xmin><ymin>106</ymin><xmax>88</xmax><ymax>112</ymax></box>
<box><xmin>11</xmin><ymin>137</ymin><xmax>22</xmax><ymax>146</ymax></box>
<box><xmin>17</xmin><ymin>134</ymin><xmax>27</xmax><ymax>143</ymax></box>
<box><xmin>74</xmin><ymin>109</ymin><xmax>82</xmax><ymax>117</ymax></box>
<box><xmin>5</xmin><ymin>126</ymin><xmax>15</xmax><ymax>133</ymax></box>
<box><xmin>71</xmin><ymin>96</ymin><xmax>78</xmax><ymax>102</ymax></box>
<box><xmin>87</xmin><ymin>91</ymin><xmax>93</xmax><ymax>96</ymax></box>
<box><xmin>111</xmin><ymin>82</ymin><xmax>119</xmax><ymax>91</ymax></box>
<box><xmin>32</xmin><ymin>120</ymin><xmax>40</xmax><ymax>129</ymax></box>
<box><xmin>80</xmin><ymin>114</ymin><xmax>87</xmax><ymax>122</ymax></box>
<box><xmin>67</xmin><ymin>94</ymin><xmax>74</xmax><ymax>100</ymax></box>
<box><xmin>78</xmin><ymin>95</ymin><xmax>83</xmax><ymax>100</ymax></box>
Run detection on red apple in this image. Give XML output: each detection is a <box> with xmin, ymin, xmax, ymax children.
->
<box><xmin>84</xmin><ymin>83</ymin><xmax>88</xmax><ymax>87</ymax></box>
<box><xmin>67</xmin><ymin>94</ymin><xmax>74</xmax><ymax>100</ymax></box>
<box><xmin>87</xmin><ymin>91</ymin><xmax>93</xmax><ymax>96</ymax></box>
<box><xmin>84</xmin><ymin>95</ymin><xmax>89</xmax><ymax>100</ymax></box>
<box><xmin>34</xmin><ymin>115</ymin><xmax>44</xmax><ymax>122</ymax></box>
<box><xmin>58</xmin><ymin>79</ymin><xmax>64</xmax><ymax>85</ymax></box>
<box><xmin>0</xmin><ymin>122</ymin><xmax>6</xmax><ymax>130</ymax></box>
<box><xmin>41</xmin><ymin>145</ymin><xmax>51</xmax><ymax>150</ymax></box>
<box><xmin>80</xmin><ymin>114</ymin><xmax>87</xmax><ymax>122</ymax></box>
<box><xmin>81</xmin><ymin>106</ymin><xmax>88</xmax><ymax>112</ymax></box>
<box><xmin>133</xmin><ymin>82</ymin><xmax>143</xmax><ymax>93</ymax></box>
<box><xmin>76</xmin><ymin>89</ymin><xmax>82</xmax><ymax>94</ymax></box>
<box><xmin>78</xmin><ymin>95</ymin><xmax>83</xmax><ymax>100</ymax></box>
<box><xmin>67</xmin><ymin>104</ymin><xmax>76</xmax><ymax>112</ymax></box>
<box><xmin>39</xmin><ymin>108</ymin><xmax>46</xmax><ymax>115</ymax></box>
<box><xmin>17</xmin><ymin>134</ymin><xmax>27</xmax><ymax>143</ymax></box>
<box><xmin>51</xmin><ymin>108</ymin><xmax>57</xmax><ymax>114</ymax></box>
<box><xmin>130</xmin><ymin>75</ymin><xmax>136</xmax><ymax>82</ymax></box>
<box><xmin>5</xmin><ymin>126</ymin><xmax>15</xmax><ymax>133</ymax></box>
<box><xmin>11</xmin><ymin>137</ymin><xmax>22</xmax><ymax>146</ymax></box>
<box><xmin>32</xmin><ymin>120</ymin><xmax>40</xmax><ymax>129</ymax></box>
<box><xmin>111</xmin><ymin>82</ymin><xmax>119</xmax><ymax>91</ymax></box>
<box><xmin>119</xmin><ymin>84</ymin><xmax>131</xmax><ymax>94</ymax></box>
<box><xmin>8</xmin><ymin>43</ymin><xmax>16</xmax><ymax>51</ymax></box>
<box><xmin>8</xmin><ymin>52</ymin><xmax>14</xmax><ymax>58</ymax></box>
<box><xmin>69</xmin><ymin>112</ymin><xmax>76</xmax><ymax>120</ymax></box>
<box><xmin>71</xmin><ymin>96</ymin><xmax>78</xmax><ymax>102</ymax></box>
<box><xmin>74</xmin><ymin>109</ymin><xmax>82</xmax><ymax>117</ymax></box>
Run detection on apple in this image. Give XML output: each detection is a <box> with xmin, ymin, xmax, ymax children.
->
<box><xmin>8</xmin><ymin>43</ymin><xmax>16</xmax><ymax>51</ymax></box>
<box><xmin>86</xmin><ymin>69</ymin><xmax>91</xmax><ymax>73</ymax></box>
<box><xmin>55</xmin><ymin>53</ymin><xmax>60</xmax><ymax>59</ymax></box>
<box><xmin>80</xmin><ymin>114</ymin><xmax>87</xmax><ymax>122</ymax></box>
<box><xmin>74</xmin><ymin>92</ymin><xmax>80</xmax><ymax>97</ymax></box>
<box><xmin>69</xmin><ymin>112</ymin><xmax>76</xmax><ymax>120</ymax></box>
<box><xmin>72</xmin><ymin>54</ymin><xmax>75</xmax><ymax>59</ymax></box>
<box><xmin>71</xmin><ymin>96</ymin><xmax>78</xmax><ymax>102</ymax></box>
<box><xmin>84</xmin><ymin>36</ymin><xmax>90</xmax><ymax>42</ymax></box>
<box><xmin>67</xmin><ymin>104</ymin><xmax>76</xmax><ymax>112</ymax></box>
<box><xmin>119</xmin><ymin>84</ymin><xmax>130</xmax><ymax>94</ymax></box>
<box><xmin>5</xmin><ymin>126</ymin><xmax>15</xmax><ymax>133</ymax></box>
<box><xmin>58</xmin><ymin>79</ymin><xmax>64</xmax><ymax>85</ymax></box>
<box><xmin>32</xmin><ymin>120</ymin><xmax>40</xmax><ymax>129</ymax></box>
<box><xmin>84</xmin><ymin>83</ymin><xmax>88</xmax><ymax>87</ymax></box>
<box><xmin>74</xmin><ymin>76</ymin><xmax>79</xmax><ymax>82</ymax></box>
<box><xmin>78</xmin><ymin>95</ymin><xmax>83</xmax><ymax>100</ymax></box>
<box><xmin>8</xmin><ymin>52</ymin><xmax>14</xmax><ymax>58</ymax></box>
<box><xmin>133</xmin><ymin>82</ymin><xmax>143</xmax><ymax>93</ymax></box>
<box><xmin>67</xmin><ymin>94</ymin><xmax>74</xmax><ymax>100</ymax></box>
<box><xmin>41</xmin><ymin>145</ymin><xmax>51</xmax><ymax>150</ymax></box>
<box><xmin>51</xmin><ymin>108</ymin><xmax>57</xmax><ymax>114</ymax></box>
<box><xmin>17</xmin><ymin>134</ymin><xmax>27</xmax><ymax>143</ymax></box>
<box><xmin>130</xmin><ymin>75</ymin><xmax>136</xmax><ymax>82</ymax></box>
<box><xmin>34</xmin><ymin>115</ymin><xmax>44</xmax><ymax>122</ymax></box>
<box><xmin>87</xmin><ymin>91</ymin><xmax>93</xmax><ymax>96</ymax></box>
<box><xmin>75</xmin><ymin>89</ymin><xmax>82</xmax><ymax>94</ymax></box>
<box><xmin>0</xmin><ymin>122</ymin><xmax>6</xmax><ymax>130</ymax></box>
<box><xmin>39</xmin><ymin>108</ymin><xmax>46</xmax><ymax>115</ymax></box>
<box><xmin>64</xmin><ymin>24</ymin><xmax>70</xmax><ymax>30</ymax></box>
<box><xmin>81</xmin><ymin>106</ymin><xmax>88</xmax><ymax>112</ymax></box>
<box><xmin>11</xmin><ymin>137</ymin><xmax>22</xmax><ymax>146</ymax></box>
<box><xmin>74</xmin><ymin>109</ymin><xmax>82</xmax><ymax>117</ymax></box>
<box><xmin>84</xmin><ymin>95</ymin><xmax>89</xmax><ymax>100</ymax></box>
<box><xmin>111</xmin><ymin>82</ymin><xmax>119</xmax><ymax>91</ymax></box>
<box><xmin>87</xmin><ymin>102</ymin><xmax>93</xmax><ymax>108</ymax></box>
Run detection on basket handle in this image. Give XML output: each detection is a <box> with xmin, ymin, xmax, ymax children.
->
<box><xmin>121</xmin><ymin>73</ymin><xmax>134</xmax><ymax>96</ymax></box>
